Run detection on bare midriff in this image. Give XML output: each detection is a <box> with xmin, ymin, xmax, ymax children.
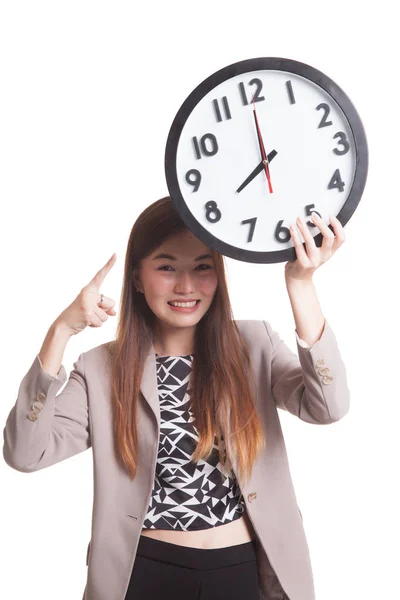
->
<box><xmin>140</xmin><ymin>511</ymin><xmax>257</xmax><ymax>549</ymax></box>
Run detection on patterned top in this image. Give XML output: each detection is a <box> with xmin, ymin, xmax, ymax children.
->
<box><xmin>142</xmin><ymin>353</ymin><xmax>245</xmax><ymax>530</ymax></box>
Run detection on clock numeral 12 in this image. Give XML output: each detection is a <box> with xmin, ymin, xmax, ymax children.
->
<box><xmin>239</xmin><ymin>78</ymin><xmax>265</xmax><ymax>105</ymax></box>
<box><xmin>192</xmin><ymin>134</ymin><xmax>219</xmax><ymax>159</ymax></box>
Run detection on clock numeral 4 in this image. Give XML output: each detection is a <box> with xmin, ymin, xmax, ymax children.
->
<box><xmin>213</xmin><ymin>97</ymin><xmax>232</xmax><ymax>122</ymax></box>
<box><xmin>239</xmin><ymin>79</ymin><xmax>265</xmax><ymax>106</ymax></box>
<box><xmin>328</xmin><ymin>169</ymin><xmax>345</xmax><ymax>192</ymax></box>
<box><xmin>185</xmin><ymin>169</ymin><xmax>202</xmax><ymax>192</ymax></box>
<box><xmin>192</xmin><ymin>134</ymin><xmax>219</xmax><ymax>159</ymax></box>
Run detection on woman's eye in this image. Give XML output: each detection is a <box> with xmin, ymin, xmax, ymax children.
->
<box><xmin>158</xmin><ymin>264</ymin><xmax>212</xmax><ymax>271</ymax></box>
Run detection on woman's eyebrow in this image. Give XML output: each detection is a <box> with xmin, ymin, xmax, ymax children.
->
<box><xmin>152</xmin><ymin>253</ymin><xmax>213</xmax><ymax>261</ymax></box>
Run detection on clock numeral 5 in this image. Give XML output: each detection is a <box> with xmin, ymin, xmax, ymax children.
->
<box><xmin>193</xmin><ymin>134</ymin><xmax>219</xmax><ymax>159</ymax></box>
<box><xmin>239</xmin><ymin>79</ymin><xmax>265</xmax><ymax>106</ymax></box>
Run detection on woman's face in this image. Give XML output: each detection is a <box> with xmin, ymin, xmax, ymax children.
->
<box><xmin>134</xmin><ymin>230</ymin><xmax>218</xmax><ymax>330</ymax></box>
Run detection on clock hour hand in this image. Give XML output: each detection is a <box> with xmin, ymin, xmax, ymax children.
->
<box><xmin>236</xmin><ymin>150</ymin><xmax>277</xmax><ymax>193</ymax></box>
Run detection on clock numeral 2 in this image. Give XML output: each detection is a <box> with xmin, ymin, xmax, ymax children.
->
<box><xmin>239</xmin><ymin>79</ymin><xmax>265</xmax><ymax>105</ymax></box>
<box><xmin>316</xmin><ymin>103</ymin><xmax>333</xmax><ymax>128</ymax></box>
<box><xmin>213</xmin><ymin>97</ymin><xmax>232</xmax><ymax>122</ymax></box>
<box><xmin>192</xmin><ymin>134</ymin><xmax>219</xmax><ymax>159</ymax></box>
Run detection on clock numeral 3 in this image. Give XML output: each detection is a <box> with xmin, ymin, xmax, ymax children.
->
<box><xmin>316</xmin><ymin>103</ymin><xmax>333</xmax><ymax>128</ymax></box>
<box><xmin>328</xmin><ymin>169</ymin><xmax>345</xmax><ymax>192</ymax></box>
<box><xmin>185</xmin><ymin>169</ymin><xmax>202</xmax><ymax>192</ymax></box>
<box><xmin>333</xmin><ymin>132</ymin><xmax>350</xmax><ymax>155</ymax></box>
<box><xmin>193</xmin><ymin>134</ymin><xmax>219</xmax><ymax>159</ymax></box>
<box><xmin>239</xmin><ymin>79</ymin><xmax>265</xmax><ymax>106</ymax></box>
<box><xmin>213</xmin><ymin>97</ymin><xmax>232</xmax><ymax>122</ymax></box>
<box><xmin>204</xmin><ymin>201</ymin><xmax>222</xmax><ymax>223</ymax></box>
<box><xmin>241</xmin><ymin>217</ymin><xmax>257</xmax><ymax>243</ymax></box>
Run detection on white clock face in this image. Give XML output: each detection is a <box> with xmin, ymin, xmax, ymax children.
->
<box><xmin>174</xmin><ymin>69</ymin><xmax>357</xmax><ymax>255</ymax></box>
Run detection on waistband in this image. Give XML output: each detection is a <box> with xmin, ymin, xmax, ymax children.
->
<box><xmin>136</xmin><ymin>535</ymin><xmax>258</xmax><ymax>570</ymax></box>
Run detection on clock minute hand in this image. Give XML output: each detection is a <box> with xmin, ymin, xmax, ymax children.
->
<box><xmin>236</xmin><ymin>150</ymin><xmax>277</xmax><ymax>193</ymax></box>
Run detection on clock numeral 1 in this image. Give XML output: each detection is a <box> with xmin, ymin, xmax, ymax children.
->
<box><xmin>192</xmin><ymin>134</ymin><xmax>219</xmax><ymax>159</ymax></box>
<box><xmin>238</xmin><ymin>78</ymin><xmax>265</xmax><ymax>106</ymax></box>
<box><xmin>241</xmin><ymin>217</ymin><xmax>257</xmax><ymax>243</ymax></box>
<box><xmin>213</xmin><ymin>97</ymin><xmax>232</xmax><ymax>122</ymax></box>
<box><xmin>204</xmin><ymin>201</ymin><xmax>221</xmax><ymax>223</ymax></box>
<box><xmin>328</xmin><ymin>169</ymin><xmax>345</xmax><ymax>192</ymax></box>
<box><xmin>316</xmin><ymin>103</ymin><xmax>333</xmax><ymax>128</ymax></box>
<box><xmin>286</xmin><ymin>80</ymin><xmax>296</xmax><ymax>104</ymax></box>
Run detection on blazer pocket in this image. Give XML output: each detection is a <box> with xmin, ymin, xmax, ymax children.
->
<box><xmin>86</xmin><ymin>540</ymin><xmax>91</xmax><ymax>566</ymax></box>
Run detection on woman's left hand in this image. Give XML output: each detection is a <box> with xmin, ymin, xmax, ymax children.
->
<box><xmin>284</xmin><ymin>212</ymin><xmax>345</xmax><ymax>283</ymax></box>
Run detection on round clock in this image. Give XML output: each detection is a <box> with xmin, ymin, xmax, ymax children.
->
<box><xmin>164</xmin><ymin>57</ymin><xmax>368</xmax><ymax>263</ymax></box>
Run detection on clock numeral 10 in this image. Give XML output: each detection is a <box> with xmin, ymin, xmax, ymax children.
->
<box><xmin>192</xmin><ymin>134</ymin><xmax>219</xmax><ymax>159</ymax></box>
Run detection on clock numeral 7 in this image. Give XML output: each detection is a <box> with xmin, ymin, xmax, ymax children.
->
<box><xmin>192</xmin><ymin>134</ymin><xmax>219</xmax><ymax>159</ymax></box>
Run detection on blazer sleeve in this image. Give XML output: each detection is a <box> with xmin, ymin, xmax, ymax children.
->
<box><xmin>3</xmin><ymin>352</ymin><xmax>91</xmax><ymax>473</ymax></box>
<box><xmin>263</xmin><ymin>318</ymin><xmax>350</xmax><ymax>424</ymax></box>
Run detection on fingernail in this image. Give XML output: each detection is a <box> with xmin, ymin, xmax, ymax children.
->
<box><xmin>311</xmin><ymin>212</ymin><xmax>318</xmax><ymax>221</ymax></box>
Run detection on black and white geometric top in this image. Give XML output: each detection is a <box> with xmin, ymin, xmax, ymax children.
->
<box><xmin>142</xmin><ymin>353</ymin><xmax>245</xmax><ymax>531</ymax></box>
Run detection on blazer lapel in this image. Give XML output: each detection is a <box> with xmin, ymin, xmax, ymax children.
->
<box><xmin>139</xmin><ymin>346</ymin><xmax>160</xmax><ymax>430</ymax></box>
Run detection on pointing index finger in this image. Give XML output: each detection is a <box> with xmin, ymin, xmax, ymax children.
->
<box><xmin>88</xmin><ymin>253</ymin><xmax>117</xmax><ymax>291</ymax></box>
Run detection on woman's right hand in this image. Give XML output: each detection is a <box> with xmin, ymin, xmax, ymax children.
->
<box><xmin>55</xmin><ymin>253</ymin><xmax>118</xmax><ymax>336</ymax></box>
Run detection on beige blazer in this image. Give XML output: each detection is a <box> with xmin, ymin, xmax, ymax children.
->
<box><xmin>3</xmin><ymin>319</ymin><xmax>350</xmax><ymax>600</ymax></box>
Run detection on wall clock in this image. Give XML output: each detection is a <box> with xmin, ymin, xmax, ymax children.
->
<box><xmin>164</xmin><ymin>57</ymin><xmax>368</xmax><ymax>263</ymax></box>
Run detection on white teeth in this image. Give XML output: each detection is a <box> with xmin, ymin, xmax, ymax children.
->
<box><xmin>169</xmin><ymin>301</ymin><xmax>198</xmax><ymax>307</ymax></box>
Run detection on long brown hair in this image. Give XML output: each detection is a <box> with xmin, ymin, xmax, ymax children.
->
<box><xmin>109</xmin><ymin>196</ymin><xmax>266</xmax><ymax>487</ymax></box>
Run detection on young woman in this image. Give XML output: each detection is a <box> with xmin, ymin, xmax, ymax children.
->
<box><xmin>3</xmin><ymin>196</ymin><xmax>349</xmax><ymax>600</ymax></box>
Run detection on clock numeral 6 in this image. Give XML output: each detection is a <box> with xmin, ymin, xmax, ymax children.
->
<box><xmin>185</xmin><ymin>169</ymin><xmax>202</xmax><ymax>192</ymax></box>
<box><xmin>204</xmin><ymin>201</ymin><xmax>222</xmax><ymax>223</ymax></box>
<box><xmin>275</xmin><ymin>220</ymin><xmax>292</xmax><ymax>244</ymax></box>
<box><xmin>193</xmin><ymin>134</ymin><xmax>219</xmax><ymax>159</ymax></box>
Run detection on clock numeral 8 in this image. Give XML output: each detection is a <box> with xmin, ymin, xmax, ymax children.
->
<box><xmin>204</xmin><ymin>201</ymin><xmax>222</xmax><ymax>223</ymax></box>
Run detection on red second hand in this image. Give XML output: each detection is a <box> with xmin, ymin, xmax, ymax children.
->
<box><xmin>252</xmin><ymin>95</ymin><xmax>273</xmax><ymax>194</ymax></box>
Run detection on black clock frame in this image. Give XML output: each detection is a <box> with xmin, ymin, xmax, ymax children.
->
<box><xmin>165</xmin><ymin>57</ymin><xmax>369</xmax><ymax>264</ymax></box>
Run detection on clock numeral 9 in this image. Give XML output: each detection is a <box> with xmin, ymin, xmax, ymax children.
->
<box><xmin>204</xmin><ymin>201</ymin><xmax>222</xmax><ymax>223</ymax></box>
<box><xmin>239</xmin><ymin>79</ymin><xmax>265</xmax><ymax>106</ymax></box>
<box><xmin>185</xmin><ymin>169</ymin><xmax>201</xmax><ymax>192</ymax></box>
<box><xmin>193</xmin><ymin>134</ymin><xmax>219</xmax><ymax>159</ymax></box>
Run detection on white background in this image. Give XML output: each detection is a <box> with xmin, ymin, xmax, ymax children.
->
<box><xmin>1</xmin><ymin>2</ymin><xmax>399</xmax><ymax>599</ymax></box>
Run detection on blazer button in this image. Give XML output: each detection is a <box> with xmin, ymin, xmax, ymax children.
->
<box><xmin>37</xmin><ymin>392</ymin><xmax>47</xmax><ymax>403</ymax></box>
<box><xmin>32</xmin><ymin>401</ymin><xmax>44</xmax><ymax>411</ymax></box>
<box><xmin>318</xmin><ymin>367</ymin><xmax>331</xmax><ymax>376</ymax></box>
<box><xmin>322</xmin><ymin>375</ymin><xmax>334</xmax><ymax>385</ymax></box>
<box><xmin>28</xmin><ymin>411</ymin><xmax>38</xmax><ymax>421</ymax></box>
<box><xmin>316</xmin><ymin>359</ymin><xmax>325</xmax><ymax>367</ymax></box>
<box><xmin>247</xmin><ymin>492</ymin><xmax>257</xmax><ymax>502</ymax></box>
